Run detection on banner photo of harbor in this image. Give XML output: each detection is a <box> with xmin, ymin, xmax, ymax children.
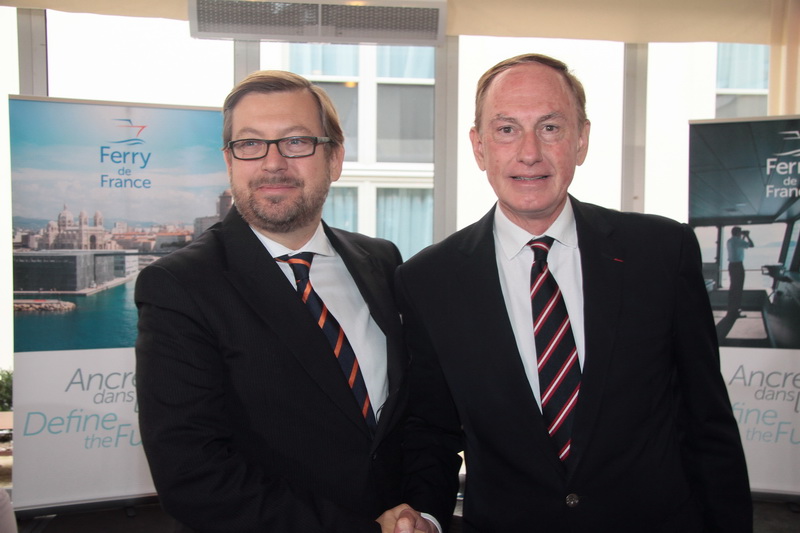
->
<box><xmin>9</xmin><ymin>96</ymin><xmax>231</xmax><ymax>512</ymax></box>
<box><xmin>10</xmin><ymin>96</ymin><xmax>230</xmax><ymax>353</ymax></box>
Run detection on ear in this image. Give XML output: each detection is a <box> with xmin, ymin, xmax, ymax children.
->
<box><xmin>223</xmin><ymin>149</ymin><xmax>234</xmax><ymax>179</ymax></box>
<box><xmin>328</xmin><ymin>144</ymin><xmax>345</xmax><ymax>183</ymax></box>
<box><xmin>576</xmin><ymin>120</ymin><xmax>591</xmax><ymax>166</ymax></box>
<box><xmin>469</xmin><ymin>126</ymin><xmax>487</xmax><ymax>171</ymax></box>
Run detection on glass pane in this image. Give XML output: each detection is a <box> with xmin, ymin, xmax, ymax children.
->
<box><xmin>376</xmin><ymin>84</ymin><xmax>433</xmax><ymax>163</ymax></box>
<box><xmin>288</xmin><ymin>43</ymin><xmax>359</xmax><ymax>77</ymax></box>
<box><xmin>323</xmin><ymin>187</ymin><xmax>358</xmax><ymax>232</ymax></box>
<box><xmin>46</xmin><ymin>11</ymin><xmax>234</xmax><ymax>107</ymax></box>
<box><xmin>377</xmin><ymin>46</ymin><xmax>435</xmax><ymax>78</ymax></box>
<box><xmin>376</xmin><ymin>188</ymin><xmax>433</xmax><ymax>260</ymax></box>
<box><xmin>715</xmin><ymin>94</ymin><xmax>768</xmax><ymax>119</ymax></box>
<box><xmin>315</xmin><ymin>82</ymin><xmax>359</xmax><ymax>162</ymax></box>
<box><xmin>716</xmin><ymin>43</ymin><xmax>769</xmax><ymax>90</ymax></box>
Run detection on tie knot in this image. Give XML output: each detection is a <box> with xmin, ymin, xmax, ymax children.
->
<box><xmin>276</xmin><ymin>251</ymin><xmax>315</xmax><ymax>281</ymax></box>
<box><xmin>528</xmin><ymin>237</ymin><xmax>554</xmax><ymax>263</ymax></box>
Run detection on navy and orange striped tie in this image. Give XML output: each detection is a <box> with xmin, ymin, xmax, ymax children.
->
<box><xmin>277</xmin><ymin>252</ymin><xmax>377</xmax><ymax>431</ymax></box>
<box><xmin>529</xmin><ymin>237</ymin><xmax>581</xmax><ymax>461</ymax></box>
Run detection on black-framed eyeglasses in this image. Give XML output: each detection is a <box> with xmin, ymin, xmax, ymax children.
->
<box><xmin>226</xmin><ymin>136</ymin><xmax>332</xmax><ymax>160</ymax></box>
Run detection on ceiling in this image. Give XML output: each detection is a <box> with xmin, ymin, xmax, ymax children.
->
<box><xmin>0</xmin><ymin>0</ymin><xmax>778</xmax><ymax>44</ymax></box>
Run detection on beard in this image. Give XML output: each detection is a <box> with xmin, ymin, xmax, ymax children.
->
<box><xmin>232</xmin><ymin>174</ymin><xmax>330</xmax><ymax>235</ymax></box>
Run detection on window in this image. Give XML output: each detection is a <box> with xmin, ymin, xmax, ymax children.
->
<box><xmin>377</xmin><ymin>188</ymin><xmax>434</xmax><ymax>260</ymax></box>
<box><xmin>264</xmin><ymin>42</ymin><xmax>435</xmax><ymax>258</ymax></box>
<box><xmin>285</xmin><ymin>44</ymin><xmax>361</xmax><ymax>161</ymax></box>
<box><xmin>316</xmin><ymin>81</ymin><xmax>360</xmax><ymax>162</ymax></box>
<box><xmin>716</xmin><ymin>43</ymin><xmax>769</xmax><ymax>119</ymax></box>
<box><xmin>376</xmin><ymin>46</ymin><xmax>435</xmax><ymax>164</ymax></box>
<box><xmin>377</xmin><ymin>84</ymin><xmax>434</xmax><ymax>163</ymax></box>
<box><xmin>377</xmin><ymin>46</ymin><xmax>434</xmax><ymax>78</ymax></box>
<box><xmin>290</xmin><ymin>43</ymin><xmax>359</xmax><ymax>77</ymax></box>
<box><xmin>323</xmin><ymin>187</ymin><xmax>358</xmax><ymax>232</ymax></box>
<box><xmin>46</xmin><ymin>11</ymin><xmax>234</xmax><ymax>107</ymax></box>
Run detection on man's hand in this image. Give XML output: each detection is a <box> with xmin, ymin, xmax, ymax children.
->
<box><xmin>376</xmin><ymin>504</ymin><xmax>437</xmax><ymax>533</ymax></box>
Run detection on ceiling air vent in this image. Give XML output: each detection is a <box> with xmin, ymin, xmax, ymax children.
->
<box><xmin>189</xmin><ymin>0</ymin><xmax>446</xmax><ymax>46</ymax></box>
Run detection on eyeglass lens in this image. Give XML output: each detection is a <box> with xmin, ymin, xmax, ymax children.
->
<box><xmin>232</xmin><ymin>137</ymin><xmax>317</xmax><ymax>159</ymax></box>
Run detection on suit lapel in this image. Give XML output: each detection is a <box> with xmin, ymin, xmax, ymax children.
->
<box><xmin>219</xmin><ymin>208</ymin><xmax>374</xmax><ymax>438</ymax></box>
<box><xmin>324</xmin><ymin>224</ymin><xmax>406</xmax><ymax>443</ymax></box>
<box><xmin>455</xmin><ymin>208</ymin><xmax>565</xmax><ymax>474</ymax></box>
<box><xmin>567</xmin><ymin>198</ymin><xmax>626</xmax><ymax>475</ymax></box>
<box><xmin>324</xmin><ymin>224</ymin><xmax>398</xmax><ymax>342</ymax></box>
<box><xmin>465</xmin><ymin>201</ymin><xmax>627</xmax><ymax>476</ymax></box>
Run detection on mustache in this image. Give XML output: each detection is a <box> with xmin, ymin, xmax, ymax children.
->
<box><xmin>249</xmin><ymin>176</ymin><xmax>302</xmax><ymax>189</ymax></box>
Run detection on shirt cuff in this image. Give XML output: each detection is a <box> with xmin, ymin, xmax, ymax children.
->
<box><xmin>420</xmin><ymin>512</ymin><xmax>443</xmax><ymax>533</ymax></box>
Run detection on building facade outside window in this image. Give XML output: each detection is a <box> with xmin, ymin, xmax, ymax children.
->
<box><xmin>265</xmin><ymin>42</ymin><xmax>435</xmax><ymax>260</ymax></box>
<box><xmin>716</xmin><ymin>43</ymin><xmax>769</xmax><ymax>119</ymax></box>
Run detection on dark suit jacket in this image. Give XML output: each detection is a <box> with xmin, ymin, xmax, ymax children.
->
<box><xmin>395</xmin><ymin>198</ymin><xmax>752</xmax><ymax>533</ymax></box>
<box><xmin>135</xmin><ymin>206</ymin><xmax>407</xmax><ymax>533</ymax></box>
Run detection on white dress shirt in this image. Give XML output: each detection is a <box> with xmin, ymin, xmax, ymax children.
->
<box><xmin>252</xmin><ymin>223</ymin><xmax>389</xmax><ymax>420</ymax></box>
<box><xmin>493</xmin><ymin>200</ymin><xmax>585</xmax><ymax>409</ymax></box>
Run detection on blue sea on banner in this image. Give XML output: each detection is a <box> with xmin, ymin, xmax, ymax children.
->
<box><xmin>14</xmin><ymin>280</ymin><xmax>138</xmax><ymax>352</ymax></box>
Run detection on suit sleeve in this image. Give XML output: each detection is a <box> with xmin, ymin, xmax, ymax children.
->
<box><xmin>135</xmin><ymin>263</ymin><xmax>381</xmax><ymax>533</ymax></box>
<box><xmin>672</xmin><ymin>224</ymin><xmax>753</xmax><ymax>532</ymax></box>
<box><xmin>395</xmin><ymin>266</ymin><xmax>463</xmax><ymax>531</ymax></box>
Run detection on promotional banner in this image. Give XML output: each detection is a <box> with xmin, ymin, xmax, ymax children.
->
<box><xmin>10</xmin><ymin>96</ymin><xmax>229</xmax><ymax>511</ymax></box>
<box><xmin>689</xmin><ymin>116</ymin><xmax>800</xmax><ymax>496</ymax></box>
<box><xmin>13</xmin><ymin>349</ymin><xmax>149</xmax><ymax>510</ymax></box>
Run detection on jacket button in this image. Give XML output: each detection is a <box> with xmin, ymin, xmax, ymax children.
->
<box><xmin>565</xmin><ymin>493</ymin><xmax>580</xmax><ymax>507</ymax></box>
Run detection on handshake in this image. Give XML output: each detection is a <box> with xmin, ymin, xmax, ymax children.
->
<box><xmin>377</xmin><ymin>505</ymin><xmax>439</xmax><ymax>533</ymax></box>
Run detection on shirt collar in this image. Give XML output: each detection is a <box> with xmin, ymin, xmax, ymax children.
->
<box><xmin>494</xmin><ymin>199</ymin><xmax>579</xmax><ymax>260</ymax></box>
<box><xmin>250</xmin><ymin>223</ymin><xmax>335</xmax><ymax>258</ymax></box>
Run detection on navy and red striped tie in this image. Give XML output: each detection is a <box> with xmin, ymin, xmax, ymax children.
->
<box><xmin>529</xmin><ymin>237</ymin><xmax>581</xmax><ymax>461</ymax></box>
<box><xmin>277</xmin><ymin>252</ymin><xmax>377</xmax><ymax>431</ymax></box>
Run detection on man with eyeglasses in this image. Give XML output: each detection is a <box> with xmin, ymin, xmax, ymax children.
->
<box><xmin>135</xmin><ymin>70</ymin><xmax>422</xmax><ymax>533</ymax></box>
